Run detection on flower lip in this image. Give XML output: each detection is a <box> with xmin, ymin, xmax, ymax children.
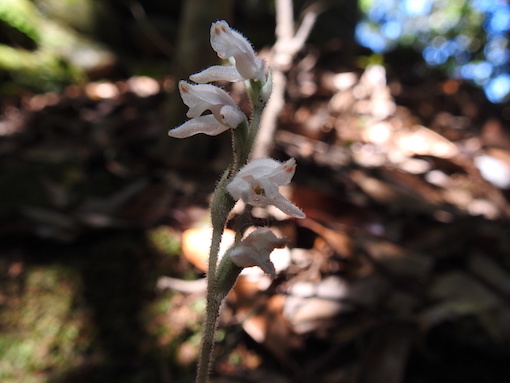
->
<box><xmin>189</xmin><ymin>65</ymin><xmax>244</xmax><ymax>83</ymax></box>
<box><xmin>179</xmin><ymin>81</ymin><xmax>237</xmax><ymax>118</ymax></box>
<box><xmin>168</xmin><ymin>115</ymin><xmax>230</xmax><ymax>138</ymax></box>
<box><xmin>168</xmin><ymin>81</ymin><xmax>245</xmax><ymax>138</ymax></box>
<box><xmin>229</xmin><ymin>228</ymin><xmax>287</xmax><ymax>275</ymax></box>
<box><xmin>227</xmin><ymin>158</ymin><xmax>306</xmax><ymax>219</ymax></box>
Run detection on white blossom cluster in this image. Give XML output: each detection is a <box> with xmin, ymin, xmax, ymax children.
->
<box><xmin>168</xmin><ymin>21</ymin><xmax>305</xmax><ymax>276</ymax></box>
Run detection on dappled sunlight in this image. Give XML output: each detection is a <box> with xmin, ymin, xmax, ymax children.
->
<box><xmin>1</xmin><ymin>1</ymin><xmax>510</xmax><ymax>382</ymax></box>
<box><xmin>356</xmin><ymin>0</ymin><xmax>510</xmax><ymax>103</ymax></box>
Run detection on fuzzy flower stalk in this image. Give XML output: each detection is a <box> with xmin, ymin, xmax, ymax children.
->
<box><xmin>167</xmin><ymin>20</ymin><xmax>305</xmax><ymax>383</ymax></box>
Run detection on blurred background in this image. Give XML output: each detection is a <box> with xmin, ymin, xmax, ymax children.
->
<box><xmin>1</xmin><ymin>0</ymin><xmax>509</xmax><ymax>382</ymax></box>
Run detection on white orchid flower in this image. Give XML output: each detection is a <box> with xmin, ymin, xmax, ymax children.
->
<box><xmin>190</xmin><ymin>20</ymin><xmax>265</xmax><ymax>83</ymax></box>
<box><xmin>227</xmin><ymin>158</ymin><xmax>306</xmax><ymax>219</ymax></box>
<box><xmin>168</xmin><ymin>81</ymin><xmax>245</xmax><ymax>138</ymax></box>
<box><xmin>229</xmin><ymin>228</ymin><xmax>287</xmax><ymax>275</ymax></box>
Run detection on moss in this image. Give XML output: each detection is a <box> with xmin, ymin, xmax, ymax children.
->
<box><xmin>0</xmin><ymin>265</ymin><xmax>90</xmax><ymax>383</ymax></box>
<box><xmin>0</xmin><ymin>224</ymin><xmax>199</xmax><ymax>382</ymax></box>
<box><xmin>0</xmin><ymin>0</ymin><xmax>119</xmax><ymax>93</ymax></box>
<box><xmin>147</xmin><ymin>226</ymin><xmax>181</xmax><ymax>257</ymax></box>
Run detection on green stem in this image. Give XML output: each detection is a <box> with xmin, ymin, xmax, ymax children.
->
<box><xmin>196</xmin><ymin>170</ymin><xmax>235</xmax><ymax>383</ymax></box>
<box><xmin>232</xmin><ymin>118</ymin><xmax>250</xmax><ymax>170</ymax></box>
<box><xmin>245</xmin><ymin>74</ymin><xmax>271</xmax><ymax>158</ymax></box>
<box><xmin>196</xmin><ymin>74</ymin><xmax>271</xmax><ymax>383</ymax></box>
<box><xmin>208</xmin><ymin>166</ymin><xmax>236</xmax><ymax>280</ymax></box>
<box><xmin>197</xmin><ymin>250</ymin><xmax>244</xmax><ymax>383</ymax></box>
<box><xmin>216</xmin><ymin>255</ymin><xmax>243</xmax><ymax>299</ymax></box>
<box><xmin>195</xmin><ymin>283</ymin><xmax>221</xmax><ymax>383</ymax></box>
<box><xmin>196</xmin><ymin>256</ymin><xmax>242</xmax><ymax>383</ymax></box>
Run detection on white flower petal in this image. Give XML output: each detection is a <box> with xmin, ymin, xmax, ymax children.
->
<box><xmin>219</xmin><ymin>105</ymin><xmax>244</xmax><ymax>128</ymax></box>
<box><xmin>170</xmin><ymin>81</ymin><xmax>245</xmax><ymax>138</ymax></box>
<box><xmin>227</xmin><ymin>158</ymin><xmax>305</xmax><ymax>218</ymax></box>
<box><xmin>179</xmin><ymin>81</ymin><xmax>236</xmax><ymax>118</ymax></box>
<box><xmin>244</xmin><ymin>228</ymin><xmax>287</xmax><ymax>252</ymax></box>
<box><xmin>268</xmin><ymin>158</ymin><xmax>296</xmax><ymax>185</ymax></box>
<box><xmin>232</xmin><ymin>247</ymin><xmax>276</xmax><ymax>275</ymax></box>
<box><xmin>210</xmin><ymin>20</ymin><xmax>265</xmax><ymax>80</ymax></box>
<box><xmin>225</xmin><ymin>177</ymin><xmax>246</xmax><ymax>201</ymax></box>
<box><xmin>211</xmin><ymin>21</ymin><xmax>252</xmax><ymax>58</ymax></box>
<box><xmin>270</xmin><ymin>195</ymin><xmax>306</xmax><ymax>219</ymax></box>
<box><xmin>237</xmin><ymin>158</ymin><xmax>279</xmax><ymax>177</ymax></box>
<box><xmin>190</xmin><ymin>65</ymin><xmax>244</xmax><ymax>83</ymax></box>
<box><xmin>229</xmin><ymin>228</ymin><xmax>286</xmax><ymax>275</ymax></box>
<box><xmin>234</xmin><ymin>52</ymin><xmax>265</xmax><ymax>81</ymax></box>
<box><xmin>168</xmin><ymin>115</ymin><xmax>230</xmax><ymax>138</ymax></box>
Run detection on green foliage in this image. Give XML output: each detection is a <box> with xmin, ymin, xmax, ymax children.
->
<box><xmin>147</xmin><ymin>226</ymin><xmax>181</xmax><ymax>257</ymax></box>
<box><xmin>0</xmin><ymin>0</ymin><xmax>112</xmax><ymax>92</ymax></box>
<box><xmin>0</xmin><ymin>45</ymin><xmax>82</xmax><ymax>93</ymax></box>
<box><xmin>0</xmin><ymin>265</ymin><xmax>91</xmax><ymax>383</ymax></box>
<box><xmin>0</xmin><ymin>0</ymin><xmax>40</xmax><ymax>42</ymax></box>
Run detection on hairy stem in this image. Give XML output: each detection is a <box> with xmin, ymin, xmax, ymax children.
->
<box><xmin>246</xmin><ymin>75</ymin><xmax>272</xmax><ymax>158</ymax></box>
<box><xmin>232</xmin><ymin>118</ymin><xmax>250</xmax><ymax>170</ymax></box>
<box><xmin>195</xmin><ymin>285</ymin><xmax>221</xmax><ymax>383</ymax></box>
<box><xmin>196</xmin><ymin>74</ymin><xmax>270</xmax><ymax>383</ymax></box>
<box><xmin>196</xmin><ymin>170</ymin><xmax>235</xmax><ymax>383</ymax></box>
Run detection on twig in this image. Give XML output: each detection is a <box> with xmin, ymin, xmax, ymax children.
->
<box><xmin>252</xmin><ymin>0</ymin><xmax>325</xmax><ymax>159</ymax></box>
<box><xmin>125</xmin><ymin>0</ymin><xmax>174</xmax><ymax>57</ymax></box>
<box><xmin>156</xmin><ymin>276</ymin><xmax>207</xmax><ymax>293</ymax></box>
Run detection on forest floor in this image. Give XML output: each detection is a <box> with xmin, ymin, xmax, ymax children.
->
<box><xmin>1</xmin><ymin>47</ymin><xmax>510</xmax><ymax>383</ymax></box>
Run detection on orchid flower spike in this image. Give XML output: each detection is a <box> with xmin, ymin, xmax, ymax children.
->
<box><xmin>227</xmin><ymin>158</ymin><xmax>306</xmax><ymax>219</ymax></box>
<box><xmin>190</xmin><ymin>20</ymin><xmax>265</xmax><ymax>83</ymax></box>
<box><xmin>168</xmin><ymin>81</ymin><xmax>245</xmax><ymax>138</ymax></box>
<box><xmin>229</xmin><ymin>228</ymin><xmax>287</xmax><ymax>275</ymax></box>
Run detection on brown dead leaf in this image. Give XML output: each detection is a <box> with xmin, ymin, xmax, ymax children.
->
<box><xmin>301</xmin><ymin>218</ymin><xmax>353</xmax><ymax>257</ymax></box>
<box><xmin>394</xmin><ymin>125</ymin><xmax>458</xmax><ymax>158</ymax></box>
<box><xmin>363</xmin><ymin>239</ymin><xmax>433</xmax><ymax>284</ymax></box>
<box><xmin>284</xmin><ymin>274</ymin><xmax>390</xmax><ymax>334</ymax></box>
<box><xmin>181</xmin><ymin>228</ymin><xmax>236</xmax><ymax>272</ymax></box>
<box><xmin>228</xmin><ymin>277</ymin><xmax>300</xmax><ymax>366</ymax></box>
<box><xmin>350</xmin><ymin>170</ymin><xmax>438</xmax><ymax>214</ymax></box>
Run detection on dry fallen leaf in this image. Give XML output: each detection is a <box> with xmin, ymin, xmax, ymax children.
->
<box><xmin>181</xmin><ymin>227</ymin><xmax>236</xmax><ymax>272</ymax></box>
<box><xmin>394</xmin><ymin>125</ymin><xmax>458</xmax><ymax>158</ymax></box>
